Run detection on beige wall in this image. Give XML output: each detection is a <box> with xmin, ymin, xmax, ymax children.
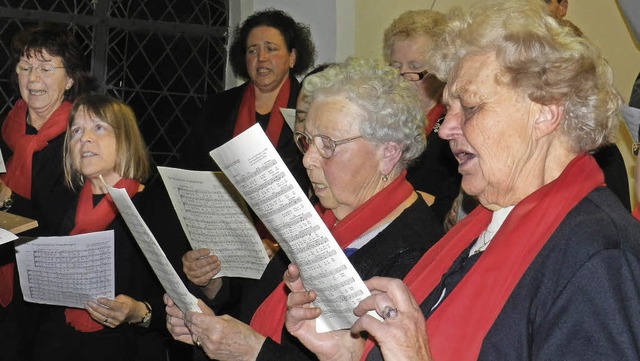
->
<box><xmin>354</xmin><ymin>0</ymin><xmax>640</xmax><ymax>204</ymax></box>
<box><xmin>354</xmin><ymin>0</ymin><xmax>640</xmax><ymax>102</ymax></box>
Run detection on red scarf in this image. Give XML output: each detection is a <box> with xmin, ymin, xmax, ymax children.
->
<box><xmin>250</xmin><ymin>170</ymin><xmax>413</xmax><ymax>342</ymax></box>
<box><xmin>0</xmin><ymin>100</ymin><xmax>72</xmax><ymax>308</ymax></box>
<box><xmin>425</xmin><ymin>103</ymin><xmax>446</xmax><ymax>137</ymax></box>
<box><xmin>360</xmin><ymin>153</ymin><xmax>604</xmax><ymax>360</ymax></box>
<box><xmin>233</xmin><ymin>78</ymin><xmax>291</xmax><ymax>146</ymax></box>
<box><xmin>64</xmin><ymin>178</ymin><xmax>140</xmax><ymax>332</ymax></box>
<box><xmin>1</xmin><ymin>99</ymin><xmax>72</xmax><ymax>199</ymax></box>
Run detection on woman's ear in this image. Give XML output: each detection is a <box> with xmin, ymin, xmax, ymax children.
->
<box><xmin>534</xmin><ymin>103</ymin><xmax>563</xmax><ymax>139</ymax></box>
<box><xmin>289</xmin><ymin>49</ymin><xmax>297</xmax><ymax>69</ymax></box>
<box><xmin>380</xmin><ymin>142</ymin><xmax>403</xmax><ymax>176</ymax></box>
<box><xmin>65</xmin><ymin>76</ymin><xmax>74</xmax><ymax>91</ymax></box>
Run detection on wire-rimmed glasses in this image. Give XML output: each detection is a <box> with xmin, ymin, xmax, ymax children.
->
<box><xmin>294</xmin><ymin>131</ymin><xmax>363</xmax><ymax>159</ymax></box>
<box><xmin>400</xmin><ymin>68</ymin><xmax>429</xmax><ymax>82</ymax></box>
<box><xmin>16</xmin><ymin>63</ymin><xmax>65</xmax><ymax>77</ymax></box>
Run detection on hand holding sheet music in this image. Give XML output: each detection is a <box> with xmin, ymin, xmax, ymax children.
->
<box><xmin>210</xmin><ymin>123</ymin><xmax>381</xmax><ymax>332</ymax></box>
<box><xmin>106</xmin><ymin>185</ymin><xmax>201</xmax><ymax>314</ymax></box>
<box><xmin>157</xmin><ymin>167</ymin><xmax>269</xmax><ymax>279</ymax></box>
<box><xmin>15</xmin><ymin>231</ymin><xmax>115</xmax><ymax>308</ymax></box>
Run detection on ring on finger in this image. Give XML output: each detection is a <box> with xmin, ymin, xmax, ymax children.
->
<box><xmin>382</xmin><ymin>305</ymin><xmax>398</xmax><ymax>320</ymax></box>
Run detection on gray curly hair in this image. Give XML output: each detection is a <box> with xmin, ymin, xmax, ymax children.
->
<box><xmin>300</xmin><ymin>57</ymin><xmax>425</xmax><ymax>167</ymax></box>
<box><xmin>428</xmin><ymin>0</ymin><xmax>621</xmax><ymax>152</ymax></box>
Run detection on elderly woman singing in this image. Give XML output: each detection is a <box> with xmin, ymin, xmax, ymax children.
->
<box><xmin>164</xmin><ymin>58</ymin><xmax>444</xmax><ymax>360</ymax></box>
<box><xmin>284</xmin><ymin>1</ymin><xmax>640</xmax><ymax>360</ymax></box>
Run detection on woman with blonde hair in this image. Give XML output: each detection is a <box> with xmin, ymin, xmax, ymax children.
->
<box><xmin>383</xmin><ymin>9</ymin><xmax>461</xmax><ymax>223</ymax></box>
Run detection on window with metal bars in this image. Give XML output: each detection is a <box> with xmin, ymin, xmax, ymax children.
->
<box><xmin>0</xmin><ymin>0</ymin><xmax>228</xmax><ymax>173</ymax></box>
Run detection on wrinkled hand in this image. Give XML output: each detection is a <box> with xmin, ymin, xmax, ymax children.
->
<box><xmin>85</xmin><ymin>294</ymin><xmax>146</xmax><ymax>328</ymax></box>
<box><xmin>284</xmin><ymin>264</ymin><xmax>363</xmax><ymax>361</ymax></box>
<box><xmin>184</xmin><ymin>300</ymin><xmax>265</xmax><ymax>361</ymax></box>
<box><xmin>182</xmin><ymin>248</ymin><xmax>222</xmax><ymax>298</ymax></box>
<box><xmin>165</xmin><ymin>293</ymin><xmax>194</xmax><ymax>345</ymax></box>
<box><xmin>351</xmin><ymin>277</ymin><xmax>432</xmax><ymax>361</ymax></box>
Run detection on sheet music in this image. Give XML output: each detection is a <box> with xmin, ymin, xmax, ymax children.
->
<box><xmin>280</xmin><ymin>107</ymin><xmax>296</xmax><ymax>131</ymax></box>
<box><xmin>210</xmin><ymin>123</ymin><xmax>380</xmax><ymax>332</ymax></box>
<box><xmin>0</xmin><ymin>150</ymin><xmax>6</xmax><ymax>173</ymax></box>
<box><xmin>107</xmin><ymin>185</ymin><xmax>201</xmax><ymax>314</ymax></box>
<box><xmin>0</xmin><ymin>228</ymin><xmax>17</xmax><ymax>246</ymax></box>
<box><xmin>157</xmin><ymin>167</ymin><xmax>270</xmax><ymax>279</ymax></box>
<box><xmin>15</xmin><ymin>231</ymin><xmax>114</xmax><ymax>308</ymax></box>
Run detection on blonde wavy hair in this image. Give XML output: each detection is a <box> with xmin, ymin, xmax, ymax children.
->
<box><xmin>382</xmin><ymin>10</ymin><xmax>447</xmax><ymax>64</ymax></box>
<box><xmin>64</xmin><ymin>94</ymin><xmax>150</xmax><ymax>189</ymax></box>
<box><xmin>428</xmin><ymin>0</ymin><xmax>621</xmax><ymax>152</ymax></box>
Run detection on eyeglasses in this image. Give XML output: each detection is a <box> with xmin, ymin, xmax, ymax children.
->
<box><xmin>400</xmin><ymin>68</ymin><xmax>429</xmax><ymax>82</ymax></box>
<box><xmin>633</xmin><ymin>143</ymin><xmax>640</xmax><ymax>157</ymax></box>
<box><xmin>294</xmin><ymin>131</ymin><xmax>363</xmax><ymax>159</ymax></box>
<box><xmin>16</xmin><ymin>63</ymin><xmax>65</xmax><ymax>77</ymax></box>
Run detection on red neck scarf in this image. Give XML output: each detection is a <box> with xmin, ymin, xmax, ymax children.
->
<box><xmin>1</xmin><ymin>99</ymin><xmax>72</xmax><ymax>199</ymax></box>
<box><xmin>0</xmin><ymin>100</ymin><xmax>72</xmax><ymax>308</ymax></box>
<box><xmin>250</xmin><ymin>171</ymin><xmax>413</xmax><ymax>342</ymax></box>
<box><xmin>64</xmin><ymin>178</ymin><xmax>140</xmax><ymax>332</ymax></box>
<box><xmin>233</xmin><ymin>77</ymin><xmax>291</xmax><ymax>146</ymax></box>
<box><xmin>632</xmin><ymin>204</ymin><xmax>640</xmax><ymax>221</ymax></box>
<box><xmin>360</xmin><ymin>154</ymin><xmax>604</xmax><ymax>360</ymax></box>
<box><xmin>425</xmin><ymin>103</ymin><xmax>446</xmax><ymax>137</ymax></box>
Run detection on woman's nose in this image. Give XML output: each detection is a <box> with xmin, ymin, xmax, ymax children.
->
<box><xmin>258</xmin><ymin>48</ymin><xmax>268</xmax><ymax>61</ymax></box>
<box><xmin>302</xmin><ymin>143</ymin><xmax>321</xmax><ymax>170</ymax></box>
<box><xmin>27</xmin><ymin>69</ymin><xmax>41</xmax><ymax>81</ymax></box>
<box><xmin>438</xmin><ymin>110</ymin><xmax>463</xmax><ymax>141</ymax></box>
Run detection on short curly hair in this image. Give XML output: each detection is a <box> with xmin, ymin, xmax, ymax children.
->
<box><xmin>382</xmin><ymin>10</ymin><xmax>447</xmax><ymax>64</ymax></box>
<box><xmin>428</xmin><ymin>0</ymin><xmax>621</xmax><ymax>152</ymax></box>
<box><xmin>229</xmin><ymin>8</ymin><xmax>316</xmax><ymax>80</ymax></box>
<box><xmin>301</xmin><ymin>57</ymin><xmax>425</xmax><ymax>168</ymax></box>
<box><xmin>12</xmin><ymin>22</ymin><xmax>97</xmax><ymax>100</ymax></box>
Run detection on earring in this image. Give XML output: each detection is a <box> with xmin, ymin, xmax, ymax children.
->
<box><xmin>382</xmin><ymin>174</ymin><xmax>389</xmax><ymax>182</ymax></box>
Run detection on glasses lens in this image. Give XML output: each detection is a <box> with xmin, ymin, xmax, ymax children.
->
<box><xmin>294</xmin><ymin>132</ymin><xmax>310</xmax><ymax>153</ymax></box>
<box><xmin>16</xmin><ymin>64</ymin><xmax>30</xmax><ymax>75</ymax></box>
<box><xmin>317</xmin><ymin>135</ymin><xmax>336</xmax><ymax>158</ymax></box>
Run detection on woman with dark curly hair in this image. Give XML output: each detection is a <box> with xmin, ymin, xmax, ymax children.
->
<box><xmin>181</xmin><ymin>8</ymin><xmax>315</xmax><ymax>193</ymax></box>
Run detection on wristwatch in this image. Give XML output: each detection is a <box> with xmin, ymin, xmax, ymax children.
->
<box><xmin>140</xmin><ymin>301</ymin><xmax>152</xmax><ymax>326</ymax></box>
<box><xmin>1</xmin><ymin>196</ymin><xmax>13</xmax><ymax>211</ymax></box>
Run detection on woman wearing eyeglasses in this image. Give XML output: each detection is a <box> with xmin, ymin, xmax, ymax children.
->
<box><xmin>164</xmin><ymin>57</ymin><xmax>444</xmax><ymax>361</ymax></box>
<box><xmin>383</xmin><ymin>10</ymin><xmax>462</xmax><ymax>225</ymax></box>
<box><xmin>0</xmin><ymin>23</ymin><xmax>96</xmax><ymax>359</ymax></box>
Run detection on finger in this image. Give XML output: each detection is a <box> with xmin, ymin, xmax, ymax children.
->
<box><xmin>196</xmin><ymin>299</ymin><xmax>214</xmax><ymax>315</ymax></box>
<box><xmin>351</xmin><ymin>313</ymin><xmax>384</xmax><ymax>336</ymax></box>
<box><xmin>284</xmin><ymin>264</ymin><xmax>305</xmax><ymax>292</ymax></box>
<box><xmin>286</xmin><ymin>304</ymin><xmax>322</xmax><ymax>321</ymax></box>
<box><xmin>365</xmin><ymin>277</ymin><xmax>419</xmax><ymax>310</ymax></box>
<box><xmin>96</xmin><ymin>297</ymin><xmax>118</xmax><ymax>309</ymax></box>
<box><xmin>163</xmin><ymin>293</ymin><xmax>175</xmax><ymax>307</ymax></box>
<box><xmin>85</xmin><ymin>302</ymin><xmax>109</xmax><ymax>323</ymax></box>
<box><xmin>286</xmin><ymin>289</ymin><xmax>317</xmax><ymax>309</ymax></box>
<box><xmin>353</xmin><ymin>293</ymin><xmax>395</xmax><ymax>318</ymax></box>
<box><xmin>166</xmin><ymin>302</ymin><xmax>186</xmax><ymax>318</ymax></box>
<box><xmin>183</xmin><ymin>248</ymin><xmax>211</xmax><ymax>262</ymax></box>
